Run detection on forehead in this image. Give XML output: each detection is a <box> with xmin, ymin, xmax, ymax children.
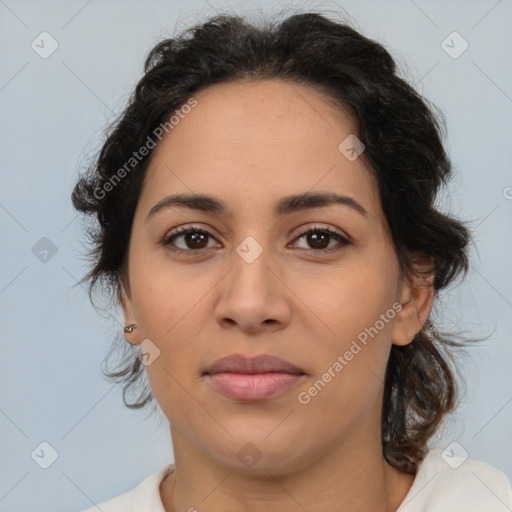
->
<box><xmin>140</xmin><ymin>79</ymin><xmax>381</xmax><ymax>219</ymax></box>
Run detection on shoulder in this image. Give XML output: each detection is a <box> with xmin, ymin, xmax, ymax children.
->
<box><xmin>79</xmin><ymin>464</ymin><xmax>173</xmax><ymax>512</ymax></box>
<box><xmin>399</xmin><ymin>448</ymin><xmax>512</xmax><ymax>511</ymax></box>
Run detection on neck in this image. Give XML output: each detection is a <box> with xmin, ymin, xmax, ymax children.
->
<box><xmin>160</xmin><ymin>426</ymin><xmax>415</xmax><ymax>512</ymax></box>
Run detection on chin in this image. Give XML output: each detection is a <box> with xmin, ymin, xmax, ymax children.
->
<box><xmin>201</xmin><ymin>425</ymin><xmax>309</xmax><ymax>474</ymax></box>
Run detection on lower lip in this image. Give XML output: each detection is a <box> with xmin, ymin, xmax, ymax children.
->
<box><xmin>205</xmin><ymin>372</ymin><xmax>304</xmax><ymax>401</ymax></box>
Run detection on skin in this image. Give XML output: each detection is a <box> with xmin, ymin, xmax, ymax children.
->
<box><xmin>121</xmin><ymin>79</ymin><xmax>434</xmax><ymax>512</ymax></box>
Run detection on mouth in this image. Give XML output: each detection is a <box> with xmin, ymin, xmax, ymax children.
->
<box><xmin>203</xmin><ymin>354</ymin><xmax>306</xmax><ymax>401</ymax></box>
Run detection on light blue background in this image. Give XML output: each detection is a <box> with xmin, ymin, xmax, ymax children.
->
<box><xmin>1</xmin><ymin>1</ymin><xmax>511</xmax><ymax>511</ymax></box>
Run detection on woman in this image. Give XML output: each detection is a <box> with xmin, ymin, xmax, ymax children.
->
<box><xmin>74</xmin><ymin>10</ymin><xmax>512</xmax><ymax>512</ymax></box>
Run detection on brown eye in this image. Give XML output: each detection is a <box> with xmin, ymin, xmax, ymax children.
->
<box><xmin>306</xmin><ymin>231</ymin><xmax>330</xmax><ymax>250</ymax></box>
<box><xmin>161</xmin><ymin>225</ymin><xmax>351</xmax><ymax>255</ymax></box>
<box><xmin>181</xmin><ymin>231</ymin><xmax>209</xmax><ymax>249</ymax></box>
<box><xmin>292</xmin><ymin>227</ymin><xmax>351</xmax><ymax>252</ymax></box>
<box><xmin>162</xmin><ymin>226</ymin><xmax>219</xmax><ymax>252</ymax></box>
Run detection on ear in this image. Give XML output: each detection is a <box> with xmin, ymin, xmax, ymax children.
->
<box><xmin>120</xmin><ymin>280</ymin><xmax>140</xmax><ymax>344</ymax></box>
<box><xmin>391</xmin><ymin>259</ymin><xmax>435</xmax><ymax>347</ymax></box>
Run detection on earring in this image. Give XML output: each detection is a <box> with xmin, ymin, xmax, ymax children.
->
<box><xmin>124</xmin><ymin>324</ymin><xmax>137</xmax><ymax>333</ymax></box>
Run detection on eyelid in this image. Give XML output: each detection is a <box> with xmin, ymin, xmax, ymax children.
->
<box><xmin>161</xmin><ymin>223</ymin><xmax>352</xmax><ymax>253</ymax></box>
<box><xmin>292</xmin><ymin>223</ymin><xmax>351</xmax><ymax>243</ymax></box>
<box><xmin>161</xmin><ymin>224</ymin><xmax>219</xmax><ymax>247</ymax></box>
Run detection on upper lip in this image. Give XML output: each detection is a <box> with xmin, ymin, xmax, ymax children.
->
<box><xmin>204</xmin><ymin>354</ymin><xmax>305</xmax><ymax>375</ymax></box>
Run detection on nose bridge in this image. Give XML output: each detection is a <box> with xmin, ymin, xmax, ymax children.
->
<box><xmin>214</xmin><ymin>231</ymin><xmax>291</xmax><ymax>330</ymax></box>
<box><xmin>229</xmin><ymin>233</ymin><xmax>276</xmax><ymax>296</ymax></box>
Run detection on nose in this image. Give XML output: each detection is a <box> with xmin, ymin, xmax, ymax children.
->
<box><xmin>214</xmin><ymin>245</ymin><xmax>292</xmax><ymax>334</ymax></box>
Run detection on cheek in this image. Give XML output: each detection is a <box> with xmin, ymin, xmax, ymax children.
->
<box><xmin>303</xmin><ymin>253</ymin><xmax>398</xmax><ymax>349</ymax></box>
<box><xmin>297</xmin><ymin>288</ymin><xmax>395</xmax><ymax>425</ymax></box>
<box><xmin>128</xmin><ymin>244</ymin><xmax>197</xmax><ymax>337</ymax></box>
<box><xmin>127</xmin><ymin>247</ymin><xmax>213</xmax><ymax>389</ymax></box>
<box><xmin>296</xmin><ymin>251</ymin><xmax>398</xmax><ymax>402</ymax></box>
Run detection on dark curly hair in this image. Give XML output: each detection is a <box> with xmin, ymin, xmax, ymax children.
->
<box><xmin>72</xmin><ymin>10</ymin><xmax>473</xmax><ymax>474</ymax></box>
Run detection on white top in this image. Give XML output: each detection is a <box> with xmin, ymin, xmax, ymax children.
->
<box><xmin>80</xmin><ymin>449</ymin><xmax>512</xmax><ymax>511</ymax></box>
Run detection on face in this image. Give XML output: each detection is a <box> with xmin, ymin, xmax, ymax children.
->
<box><xmin>121</xmin><ymin>79</ymin><xmax>430</xmax><ymax>473</ymax></box>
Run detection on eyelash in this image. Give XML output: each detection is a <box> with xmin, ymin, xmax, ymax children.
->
<box><xmin>161</xmin><ymin>224</ymin><xmax>352</xmax><ymax>255</ymax></box>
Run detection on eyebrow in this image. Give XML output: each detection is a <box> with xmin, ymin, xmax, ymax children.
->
<box><xmin>145</xmin><ymin>192</ymin><xmax>368</xmax><ymax>222</ymax></box>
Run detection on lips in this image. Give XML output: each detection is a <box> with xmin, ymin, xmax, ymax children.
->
<box><xmin>204</xmin><ymin>354</ymin><xmax>304</xmax><ymax>376</ymax></box>
<box><xmin>203</xmin><ymin>354</ymin><xmax>306</xmax><ymax>401</ymax></box>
